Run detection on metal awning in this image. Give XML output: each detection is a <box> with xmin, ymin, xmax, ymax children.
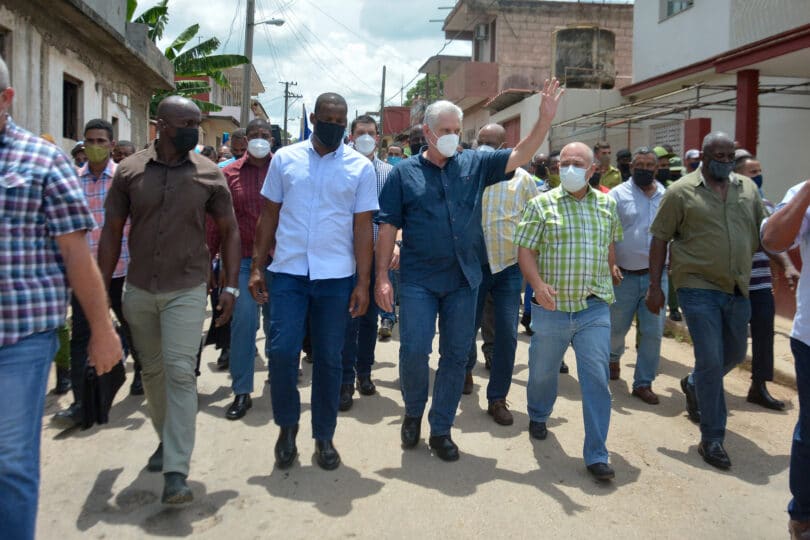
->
<box><xmin>552</xmin><ymin>81</ymin><xmax>810</xmax><ymax>136</ymax></box>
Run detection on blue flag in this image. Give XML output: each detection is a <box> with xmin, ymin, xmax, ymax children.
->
<box><xmin>300</xmin><ymin>104</ymin><xmax>312</xmax><ymax>141</ymax></box>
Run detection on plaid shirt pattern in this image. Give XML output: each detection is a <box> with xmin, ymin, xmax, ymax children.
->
<box><xmin>77</xmin><ymin>160</ymin><xmax>129</xmax><ymax>278</ymax></box>
<box><xmin>372</xmin><ymin>156</ymin><xmax>393</xmax><ymax>243</ymax></box>
<box><xmin>0</xmin><ymin>118</ymin><xmax>96</xmax><ymax>346</ymax></box>
<box><xmin>481</xmin><ymin>167</ymin><xmax>539</xmax><ymax>273</ymax></box>
<box><xmin>515</xmin><ymin>186</ymin><xmax>623</xmax><ymax>312</ymax></box>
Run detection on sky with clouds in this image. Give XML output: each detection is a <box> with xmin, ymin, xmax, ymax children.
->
<box><xmin>138</xmin><ymin>0</ymin><xmax>471</xmax><ymax>129</ymax></box>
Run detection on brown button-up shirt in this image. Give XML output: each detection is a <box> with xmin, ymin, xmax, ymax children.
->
<box><xmin>105</xmin><ymin>143</ymin><xmax>235</xmax><ymax>293</ymax></box>
<box><xmin>650</xmin><ymin>170</ymin><xmax>766</xmax><ymax>296</ymax></box>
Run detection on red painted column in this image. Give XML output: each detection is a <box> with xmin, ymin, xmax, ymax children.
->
<box><xmin>683</xmin><ymin>118</ymin><xmax>712</xmax><ymax>153</ymax></box>
<box><xmin>735</xmin><ymin>69</ymin><xmax>759</xmax><ymax>154</ymax></box>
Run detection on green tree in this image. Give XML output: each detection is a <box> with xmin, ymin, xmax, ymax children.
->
<box><xmin>128</xmin><ymin>1</ymin><xmax>249</xmax><ymax>116</ymax></box>
<box><xmin>404</xmin><ymin>75</ymin><xmax>448</xmax><ymax>107</ymax></box>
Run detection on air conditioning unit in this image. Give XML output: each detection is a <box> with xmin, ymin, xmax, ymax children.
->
<box><xmin>475</xmin><ymin>23</ymin><xmax>488</xmax><ymax>41</ymax></box>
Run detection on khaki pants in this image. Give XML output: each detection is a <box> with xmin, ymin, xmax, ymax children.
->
<box><xmin>123</xmin><ymin>282</ymin><xmax>207</xmax><ymax>476</ymax></box>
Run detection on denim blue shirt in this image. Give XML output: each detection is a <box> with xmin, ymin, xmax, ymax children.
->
<box><xmin>377</xmin><ymin>148</ymin><xmax>512</xmax><ymax>291</ymax></box>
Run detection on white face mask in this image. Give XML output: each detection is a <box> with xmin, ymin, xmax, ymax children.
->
<box><xmin>434</xmin><ymin>133</ymin><xmax>459</xmax><ymax>158</ymax></box>
<box><xmin>560</xmin><ymin>164</ymin><xmax>588</xmax><ymax>193</ymax></box>
<box><xmin>247</xmin><ymin>138</ymin><xmax>271</xmax><ymax>159</ymax></box>
<box><xmin>477</xmin><ymin>144</ymin><xmax>495</xmax><ymax>153</ymax></box>
<box><xmin>354</xmin><ymin>134</ymin><xmax>376</xmax><ymax>156</ymax></box>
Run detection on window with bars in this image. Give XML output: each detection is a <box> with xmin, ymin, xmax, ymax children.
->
<box><xmin>661</xmin><ymin>0</ymin><xmax>694</xmax><ymax>19</ymax></box>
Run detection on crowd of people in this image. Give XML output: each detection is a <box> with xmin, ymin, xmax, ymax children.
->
<box><xmin>0</xmin><ymin>52</ymin><xmax>808</xmax><ymax>540</ymax></box>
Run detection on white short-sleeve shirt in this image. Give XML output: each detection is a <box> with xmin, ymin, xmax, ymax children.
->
<box><xmin>261</xmin><ymin>138</ymin><xmax>379</xmax><ymax>280</ymax></box>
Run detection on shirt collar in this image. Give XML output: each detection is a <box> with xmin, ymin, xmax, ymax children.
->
<box><xmin>629</xmin><ymin>178</ymin><xmax>665</xmax><ymax>197</ymax></box>
<box><xmin>146</xmin><ymin>140</ymin><xmax>192</xmax><ymax>166</ymax></box>
<box><xmin>79</xmin><ymin>159</ymin><xmax>116</xmax><ymax>181</ymax></box>
<box><xmin>559</xmin><ymin>185</ymin><xmax>597</xmax><ymax>201</ymax></box>
<box><xmin>0</xmin><ymin>117</ymin><xmax>18</xmax><ymax>147</ymax></box>
<box><xmin>689</xmin><ymin>169</ymin><xmax>741</xmax><ymax>187</ymax></box>
<box><xmin>307</xmin><ymin>135</ymin><xmax>345</xmax><ymax>158</ymax></box>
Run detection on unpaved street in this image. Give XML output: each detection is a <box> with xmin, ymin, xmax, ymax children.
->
<box><xmin>38</xmin><ymin>323</ymin><xmax>797</xmax><ymax>539</ymax></box>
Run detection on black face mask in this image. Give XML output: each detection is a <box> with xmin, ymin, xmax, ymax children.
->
<box><xmin>655</xmin><ymin>169</ymin><xmax>670</xmax><ymax>183</ymax></box>
<box><xmin>410</xmin><ymin>142</ymin><xmax>424</xmax><ymax>156</ymax></box>
<box><xmin>171</xmin><ymin>127</ymin><xmax>199</xmax><ymax>155</ymax></box>
<box><xmin>632</xmin><ymin>168</ymin><xmax>655</xmax><ymax>187</ymax></box>
<box><xmin>618</xmin><ymin>163</ymin><xmax>631</xmax><ymax>180</ymax></box>
<box><xmin>535</xmin><ymin>164</ymin><xmax>548</xmax><ymax>178</ymax></box>
<box><xmin>589</xmin><ymin>172</ymin><xmax>601</xmax><ymax>188</ymax></box>
<box><xmin>314</xmin><ymin>120</ymin><xmax>345</xmax><ymax>149</ymax></box>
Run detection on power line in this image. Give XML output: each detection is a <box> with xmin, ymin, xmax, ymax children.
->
<box><xmin>221</xmin><ymin>0</ymin><xmax>242</xmax><ymax>52</ymax></box>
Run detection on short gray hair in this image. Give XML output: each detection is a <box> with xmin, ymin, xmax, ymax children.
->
<box><xmin>424</xmin><ymin>100</ymin><xmax>463</xmax><ymax>132</ymax></box>
<box><xmin>0</xmin><ymin>56</ymin><xmax>9</xmax><ymax>90</ymax></box>
<box><xmin>632</xmin><ymin>146</ymin><xmax>656</xmax><ymax>162</ymax></box>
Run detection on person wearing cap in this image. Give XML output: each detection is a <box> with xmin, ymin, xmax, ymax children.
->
<box><xmin>593</xmin><ymin>141</ymin><xmax>622</xmax><ymax>189</ymax></box>
<box><xmin>647</xmin><ymin>131</ymin><xmax>766</xmax><ymax>470</ymax></box>
<box><xmin>616</xmin><ymin>148</ymin><xmax>632</xmax><ymax>181</ymax></box>
<box><xmin>668</xmin><ymin>157</ymin><xmax>685</xmax><ymax>183</ymax></box>
<box><xmin>735</xmin><ymin>154</ymin><xmax>799</xmax><ymax>411</ymax></box>
<box><xmin>684</xmin><ymin>149</ymin><xmax>701</xmax><ymax>172</ymax></box>
<box><xmin>71</xmin><ymin>141</ymin><xmax>86</xmax><ymax>169</ymax></box>
<box><xmin>652</xmin><ymin>146</ymin><xmax>674</xmax><ymax>185</ymax></box>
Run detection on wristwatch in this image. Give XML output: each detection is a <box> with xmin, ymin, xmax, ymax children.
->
<box><xmin>222</xmin><ymin>286</ymin><xmax>240</xmax><ymax>298</ymax></box>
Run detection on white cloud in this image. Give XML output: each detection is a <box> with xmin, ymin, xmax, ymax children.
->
<box><xmin>140</xmin><ymin>0</ymin><xmax>469</xmax><ymax>129</ymax></box>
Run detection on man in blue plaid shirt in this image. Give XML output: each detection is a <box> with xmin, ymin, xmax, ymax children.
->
<box><xmin>0</xmin><ymin>57</ymin><xmax>122</xmax><ymax>540</ymax></box>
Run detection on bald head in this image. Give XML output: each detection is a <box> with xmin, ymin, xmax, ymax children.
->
<box><xmin>0</xmin><ymin>56</ymin><xmax>9</xmax><ymax>90</ymax></box>
<box><xmin>157</xmin><ymin>95</ymin><xmax>200</xmax><ymax>121</ymax></box>
<box><xmin>314</xmin><ymin>93</ymin><xmax>347</xmax><ymax>115</ymax></box>
<box><xmin>477</xmin><ymin>123</ymin><xmax>506</xmax><ymax>149</ymax></box>
<box><xmin>560</xmin><ymin>142</ymin><xmax>595</xmax><ymax>167</ymax></box>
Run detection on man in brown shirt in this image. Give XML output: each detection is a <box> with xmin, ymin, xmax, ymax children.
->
<box><xmin>647</xmin><ymin>132</ymin><xmax>765</xmax><ymax>471</ymax></box>
<box><xmin>98</xmin><ymin>96</ymin><xmax>240</xmax><ymax>504</ymax></box>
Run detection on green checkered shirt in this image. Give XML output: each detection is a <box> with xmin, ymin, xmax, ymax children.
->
<box><xmin>515</xmin><ymin>186</ymin><xmax>623</xmax><ymax>312</ymax></box>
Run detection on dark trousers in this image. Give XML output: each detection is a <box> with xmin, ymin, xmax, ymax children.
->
<box><xmin>749</xmin><ymin>287</ymin><xmax>775</xmax><ymax>382</ymax></box>
<box><xmin>70</xmin><ymin>276</ymin><xmax>136</xmax><ymax>402</ymax></box>
<box><xmin>788</xmin><ymin>338</ymin><xmax>810</xmax><ymax>521</ymax></box>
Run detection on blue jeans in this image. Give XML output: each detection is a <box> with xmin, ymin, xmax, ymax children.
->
<box><xmin>399</xmin><ymin>282</ymin><xmax>477</xmax><ymax>436</ymax></box>
<box><xmin>230</xmin><ymin>257</ymin><xmax>271</xmax><ymax>395</ymax></box>
<box><xmin>789</xmin><ymin>337</ymin><xmax>810</xmax><ymax>521</ymax></box>
<box><xmin>342</xmin><ymin>263</ymin><xmax>385</xmax><ymax>384</ymax></box>
<box><xmin>268</xmin><ymin>273</ymin><xmax>352</xmax><ymax>439</ymax></box>
<box><xmin>677</xmin><ymin>287</ymin><xmax>750</xmax><ymax>443</ymax></box>
<box><xmin>527</xmin><ymin>297</ymin><xmax>611</xmax><ymax>465</ymax></box>
<box><xmin>466</xmin><ymin>264</ymin><xmax>522</xmax><ymax>402</ymax></box>
<box><xmin>610</xmin><ymin>272</ymin><xmax>667</xmax><ymax>389</ymax></box>
<box><xmin>0</xmin><ymin>330</ymin><xmax>58</xmax><ymax>540</ymax></box>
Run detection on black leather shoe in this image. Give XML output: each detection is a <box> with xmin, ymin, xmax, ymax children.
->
<box><xmin>53</xmin><ymin>402</ymin><xmax>82</xmax><ymax>427</ymax></box>
<box><xmin>669</xmin><ymin>309</ymin><xmax>683</xmax><ymax>322</ymax></box>
<box><xmin>147</xmin><ymin>443</ymin><xmax>163</xmax><ymax>472</ymax></box>
<box><xmin>401</xmin><ymin>415</ymin><xmax>422</xmax><ymax>448</ymax></box>
<box><xmin>520</xmin><ymin>312</ymin><xmax>534</xmax><ymax>336</ymax></box>
<box><xmin>429</xmin><ymin>435</ymin><xmax>460</xmax><ymax>462</ymax></box>
<box><xmin>129</xmin><ymin>370</ymin><xmax>144</xmax><ymax>396</ymax></box>
<box><xmin>559</xmin><ymin>361</ymin><xmax>570</xmax><ymax>374</ymax></box>
<box><xmin>587</xmin><ymin>462</ymin><xmax>615</xmax><ymax>481</ymax></box>
<box><xmin>747</xmin><ymin>381</ymin><xmax>785</xmax><ymax>411</ymax></box>
<box><xmin>484</xmin><ymin>353</ymin><xmax>492</xmax><ymax>370</ymax></box>
<box><xmin>529</xmin><ymin>420</ymin><xmax>548</xmax><ymax>440</ymax></box>
<box><xmin>680</xmin><ymin>376</ymin><xmax>701</xmax><ymax>423</ymax></box>
<box><xmin>315</xmin><ymin>439</ymin><xmax>341</xmax><ymax>470</ymax></box>
<box><xmin>275</xmin><ymin>425</ymin><xmax>298</xmax><ymax>469</ymax></box>
<box><xmin>216</xmin><ymin>348</ymin><xmax>230</xmax><ymax>371</ymax></box>
<box><xmin>226</xmin><ymin>394</ymin><xmax>252</xmax><ymax>420</ymax></box>
<box><xmin>462</xmin><ymin>372</ymin><xmax>474</xmax><ymax>395</ymax></box>
<box><xmin>339</xmin><ymin>383</ymin><xmax>354</xmax><ymax>411</ymax></box>
<box><xmin>356</xmin><ymin>375</ymin><xmax>376</xmax><ymax>396</ymax></box>
<box><xmin>161</xmin><ymin>472</ymin><xmax>193</xmax><ymax>504</ymax></box>
<box><xmin>53</xmin><ymin>367</ymin><xmax>71</xmax><ymax>395</ymax></box>
<box><xmin>698</xmin><ymin>440</ymin><xmax>731</xmax><ymax>469</ymax></box>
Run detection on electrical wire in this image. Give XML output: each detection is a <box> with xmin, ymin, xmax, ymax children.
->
<box><xmin>221</xmin><ymin>0</ymin><xmax>242</xmax><ymax>52</ymax></box>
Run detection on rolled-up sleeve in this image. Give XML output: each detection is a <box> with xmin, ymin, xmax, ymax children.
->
<box><xmin>649</xmin><ymin>189</ymin><xmax>681</xmax><ymax>242</ymax></box>
<box><xmin>377</xmin><ymin>167</ymin><xmax>403</xmax><ymax>229</ymax></box>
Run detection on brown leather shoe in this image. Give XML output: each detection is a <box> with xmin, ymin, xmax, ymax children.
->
<box><xmin>609</xmin><ymin>362</ymin><xmax>620</xmax><ymax>380</ymax></box>
<box><xmin>790</xmin><ymin>519</ymin><xmax>810</xmax><ymax>540</ymax></box>
<box><xmin>487</xmin><ymin>400</ymin><xmax>514</xmax><ymax>425</ymax></box>
<box><xmin>462</xmin><ymin>372</ymin><xmax>474</xmax><ymax>395</ymax></box>
<box><xmin>632</xmin><ymin>386</ymin><xmax>660</xmax><ymax>405</ymax></box>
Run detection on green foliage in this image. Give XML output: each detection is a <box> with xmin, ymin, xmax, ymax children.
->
<box><xmin>130</xmin><ymin>0</ymin><xmax>169</xmax><ymax>42</ymax></box>
<box><xmin>404</xmin><ymin>75</ymin><xmax>448</xmax><ymax>107</ymax></box>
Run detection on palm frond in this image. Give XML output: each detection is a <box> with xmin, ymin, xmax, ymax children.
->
<box><xmin>164</xmin><ymin>24</ymin><xmax>199</xmax><ymax>60</ymax></box>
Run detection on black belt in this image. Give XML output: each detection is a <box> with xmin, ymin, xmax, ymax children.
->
<box><xmin>620</xmin><ymin>267</ymin><xmax>649</xmax><ymax>276</ymax></box>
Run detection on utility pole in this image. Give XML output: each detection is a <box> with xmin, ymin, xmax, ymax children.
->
<box><xmin>280</xmin><ymin>81</ymin><xmax>300</xmax><ymax>145</ymax></box>
<box><xmin>379</xmin><ymin>65</ymin><xmax>386</xmax><ymax>140</ymax></box>
<box><xmin>240</xmin><ymin>0</ymin><xmax>256</xmax><ymax>128</ymax></box>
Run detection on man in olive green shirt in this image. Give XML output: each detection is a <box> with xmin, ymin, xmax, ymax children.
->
<box><xmin>646</xmin><ymin>132</ymin><xmax>766</xmax><ymax>471</ymax></box>
<box><xmin>594</xmin><ymin>141</ymin><xmax>622</xmax><ymax>189</ymax></box>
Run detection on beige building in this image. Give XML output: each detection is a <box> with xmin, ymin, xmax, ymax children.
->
<box><xmin>0</xmin><ymin>0</ymin><xmax>173</xmax><ymax>151</ymax></box>
<box><xmin>198</xmin><ymin>65</ymin><xmax>269</xmax><ymax>148</ymax></box>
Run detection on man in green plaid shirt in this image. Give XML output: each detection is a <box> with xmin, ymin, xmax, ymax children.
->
<box><xmin>515</xmin><ymin>141</ymin><xmax>623</xmax><ymax>481</ymax></box>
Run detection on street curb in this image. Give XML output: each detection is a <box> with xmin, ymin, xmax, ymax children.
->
<box><xmin>664</xmin><ymin>318</ymin><xmax>797</xmax><ymax>391</ymax></box>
